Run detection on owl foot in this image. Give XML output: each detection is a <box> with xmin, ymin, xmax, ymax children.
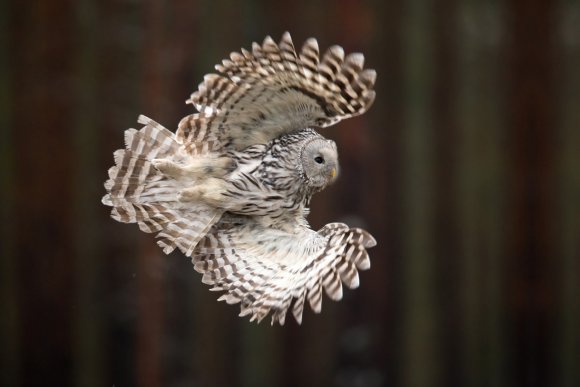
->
<box><xmin>200</xmin><ymin>157</ymin><xmax>235</xmax><ymax>178</ymax></box>
<box><xmin>153</xmin><ymin>157</ymin><xmax>233</xmax><ymax>180</ymax></box>
<box><xmin>151</xmin><ymin>158</ymin><xmax>185</xmax><ymax>179</ymax></box>
<box><xmin>178</xmin><ymin>178</ymin><xmax>226</xmax><ymax>206</ymax></box>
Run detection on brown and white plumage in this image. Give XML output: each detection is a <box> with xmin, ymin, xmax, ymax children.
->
<box><xmin>183</xmin><ymin>31</ymin><xmax>376</xmax><ymax>149</ymax></box>
<box><xmin>194</xmin><ymin>219</ymin><xmax>375</xmax><ymax>325</ymax></box>
<box><xmin>102</xmin><ymin>115</ymin><xmax>224</xmax><ymax>256</ymax></box>
<box><xmin>102</xmin><ymin>32</ymin><xmax>376</xmax><ymax>325</ymax></box>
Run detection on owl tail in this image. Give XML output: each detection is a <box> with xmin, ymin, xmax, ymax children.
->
<box><xmin>102</xmin><ymin>115</ymin><xmax>223</xmax><ymax>256</ymax></box>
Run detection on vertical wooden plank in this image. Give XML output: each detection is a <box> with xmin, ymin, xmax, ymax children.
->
<box><xmin>11</xmin><ymin>1</ymin><xmax>76</xmax><ymax>385</ymax></box>
<box><xmin>329</xmin><ymin>2</ymin><xmax>387</xmax><ymax>387</ymax></box>
<box><xmin>72</xmin><ymin>1</ymin><xmax>104</xmax><ymax>386</ymax></box>
<box><xmin>556</xmin><ymin>2</ymin><xmax>580</xmax><ymax>385</ymax></box>
<box><xmin>368</xmin><ymin>0</ymin><xmax>404</xmax><ymax>385</ymax></box>
<box><xmin>240</xmin><ymin>324</ymin><xmax>283</xmax><ymax>387</ymax></box>
<box><xmin>136</xmin><ymin>2</ymin><xmax>166</xmax><ymax>387</ymax></box>
<box><xmin>457</xmin><ymin>1</ymin><xmax>508</xmax><ymax>385</ymax></box>
<box><xmin>400</xmin><ymin>0</ymin><xmax>439</xmax><ymax>386</ymax></box>
<box><xmin>0</xmin><ymin>1</ymin><xmax>20</xmax><ymax>386</ymax></box>
<box><xmin>506</xmin><ymin>0</ymin><xmax>557</xmax><ymax>385</ymax></box>
<box><xmin>432</xmin><ymin>0</ymin><xmax>460</xmax><ymax>384</ymax></box>
<box><xmin>99</xmin><ymin>1</ymin><xmax>144</xmax><ymax>385</ymax></box>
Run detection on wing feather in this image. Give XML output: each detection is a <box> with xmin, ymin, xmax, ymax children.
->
<box><xmin>186</xmin><ymin>32</ymin><xmax>376</xmax><ymax>150</ymax></box>
<box><xmin>192</xmin><ymin>217</ymin><xmax>376</xmax><ymax>325</ymax></box>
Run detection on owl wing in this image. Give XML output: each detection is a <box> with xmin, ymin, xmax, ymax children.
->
<box><xmin>179</xmin><ymin>32</ymin><xmax>376</xmax><ymax>150</ymax></box>
<box><xmin>192</xmin><ymin>217</ymin><xmax>376</xmax><ymax>325</ymax></box>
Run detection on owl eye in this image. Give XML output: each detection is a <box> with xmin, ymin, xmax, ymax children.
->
<box><xmin>314</xmin><ymin>156</ymin><xmax>324</xmax><ymax>164</ymax></box>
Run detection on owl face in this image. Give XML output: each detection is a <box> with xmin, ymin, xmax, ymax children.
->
<box><xmin>300</xmin><ymin>138</ymin><xmax>339</xmax><ymax>188</ymax></box>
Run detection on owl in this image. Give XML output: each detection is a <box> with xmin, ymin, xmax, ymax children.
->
<box><xmin>103</xmin><ymin>32</ymin><xmax>376</xmax><ymax>325</ymax></box>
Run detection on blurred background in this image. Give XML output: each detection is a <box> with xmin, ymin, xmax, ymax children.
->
<box><xmin>1</xmin><ymin>0</ymin><xmax>579</xmax><ymax>386</ymax></box>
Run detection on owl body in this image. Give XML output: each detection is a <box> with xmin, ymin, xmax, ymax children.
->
<box><xmin>103</xmin><ymin>33</ymin><xmax>377</xmax><ymax>325</ymax></box>
<box><xmin>179</xmin><ymin>128</ymin><xmax>333</xmax><ymax>232</ymax></box>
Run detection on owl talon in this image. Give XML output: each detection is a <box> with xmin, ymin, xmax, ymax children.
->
<box><xmin>152</xmin><ymin>158</ymin><xmax>185</xmax><ymax>179</ymax></box>
<box><xmin>178</xmin><ymin>187</ymin><xmax>204</xmax><ymax>202</ymax></box>
<box><xmin>178</xmin><ymin>178</ymin><xmax>226</xmax><ymax>206</ymax></box>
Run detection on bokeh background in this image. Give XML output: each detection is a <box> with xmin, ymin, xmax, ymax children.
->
<box><xmin>1</xmin><ymin>0</ymin><xmax>579</xmax><ymax>386</ymax></box>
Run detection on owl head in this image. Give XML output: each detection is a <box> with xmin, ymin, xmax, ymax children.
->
<box><xmin>300</xmin><ymin>137</ymin><xmax>339</xmax><ymax>189</ymax></box>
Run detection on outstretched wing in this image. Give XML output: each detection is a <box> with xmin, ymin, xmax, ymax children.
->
<box><xmin>192</xmin><ymin>217</ymin><xmax>376</xmax><ymax>325</ymax></box>
<box><xmin>179</xmin><ymin>32</ymin><xmax>376</xmax><ymax>150</ymax></box>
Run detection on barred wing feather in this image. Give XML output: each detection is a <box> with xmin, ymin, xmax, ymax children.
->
<box><xmin>183</xmin><ymin>32</ymin><xmax>376</xmax><ymax>150</ymax></box>
<box><xmin>192</xmin><ymin>218</ymin><xmax>376</xmax><ymax>325</ymax></box>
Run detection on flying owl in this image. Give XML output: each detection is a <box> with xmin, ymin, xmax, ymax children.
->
<box><xmin>103</xmin><ymin>32</ymin><xmax>377</xmax><ymax>325</ymax></box>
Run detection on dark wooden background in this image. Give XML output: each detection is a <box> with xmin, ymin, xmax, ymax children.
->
<box><xmin>1</xmin><ymin>0</ymin><xmax>579</xmax><ymax>386</ymax></box>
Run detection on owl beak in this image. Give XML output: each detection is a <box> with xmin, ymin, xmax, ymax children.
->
<box><xmin>330</xmin><ymin>168</ymin><xmax>337</xmax><ymax>179</ymax></box>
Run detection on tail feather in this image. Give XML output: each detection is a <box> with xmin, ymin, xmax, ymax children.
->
<box><xmin>103</xmin><ymin>116</ymin><xmax>223</xmax><ymax>256</ymax></box>
<box><xmin>131</xmin><ymin>115</ymin><xmax>181</xmax><ymax>158</ymax></box>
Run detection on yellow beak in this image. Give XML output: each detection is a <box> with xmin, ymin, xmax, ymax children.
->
<box><xmin>330</xmin><ymin>168</ymin><xmax>336</xmax><ymax>178</ymax></box>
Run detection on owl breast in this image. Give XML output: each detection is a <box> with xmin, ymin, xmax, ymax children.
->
<box><xmin>220</xmin><ymin>138</ymin><xmax>311</xmax><ymax>229</ymax></box>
